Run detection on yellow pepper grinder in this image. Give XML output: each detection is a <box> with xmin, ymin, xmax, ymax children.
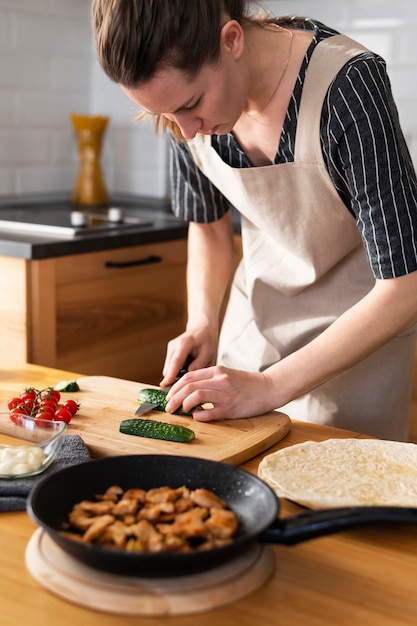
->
<box><xmin>70</xmin><ymin>113</ymin><xmax>110</xmax><ymax>206</ymax></box>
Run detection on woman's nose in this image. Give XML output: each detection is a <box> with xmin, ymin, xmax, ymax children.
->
<box><xmin>169</xmin><ymin>113</ymin><xmax>202</xmax><ymax>140</ymax></box>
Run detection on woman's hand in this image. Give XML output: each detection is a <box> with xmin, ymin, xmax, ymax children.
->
<box><xmin>165</xmin><ymin>365</ymin><xmax>274</xmax><ymax>421</ymax></box>
<box><xmin>159</xmin><ymin>327</ymin><xmax>217</xmax><ymax>387</ymax></box>
<box><xmin>160</xmin><ymin>213</ymin><xmax>237</xmax><ymax>387</ymax></box>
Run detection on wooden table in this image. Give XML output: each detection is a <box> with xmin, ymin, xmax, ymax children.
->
<box><xmin>1</xmin><ymin>363</ymin><xmax>417</xmax><ymax>626</ymax></box>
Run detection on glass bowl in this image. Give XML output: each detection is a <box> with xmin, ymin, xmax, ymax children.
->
<box><xmin>0</xmin><ymin>414</ymin><xmax>67</xmax><ymax>479</ymax></box>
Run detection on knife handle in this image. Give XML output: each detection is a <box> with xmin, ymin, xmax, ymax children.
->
<box><xmin>175</xmin><ymin>355</ymin><xmax>193</xmax><ymax>382</ymax></box>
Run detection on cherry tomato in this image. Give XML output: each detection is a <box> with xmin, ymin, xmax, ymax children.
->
<box><xmin>35</xmin><ymin>411</ymin><xmax>53</xmax><ymax>421</ymax></box>
<box><xmin>40</xmin><ymin>388</ymin><xmax>53</xmax><ymax>400</ymax></box>
<box><xmin>34</xmin><ymin>413</ymin><xmax>53</xmax><ymax>427</ymax></box>
<box><xmin>7</xmin><ymin>397</ymin><xmax>23</xmax><ymax>411</ymax></box>
<box><xmin>50</xmin><ymin>390</ymin><xmax>61</xmax><ymax>403</ymax></box>
<box><xmin>54</xmin><ymin>407</ymin><xmax>72</xmax><ymax>423</ymax></box>
<box><xmin>37</xmin><ymin>404</ymin><xmax>55</xmax><ymax>416</ymax></box>
<box><xmin>20</xmin><ymin>391</ymin><xmax>36</xmax><ymax>402</ymax></box>
<box><xmin>20</xmin><ymin>390</ymin><xmax>37</xmax><ymax>402</ymax></box>
<box><xmin>9</xmin><ymin>411</ymin><xmax>25</xmax><ymax>425</ymax></box>
<box><xmin>23</xmin><ymin>398</ymin><xmax>35</xmax><ymax>412</ymax></box>
<box><xmin>40</xmin><ymin>399</ymin><xmax>57</xmax><ymax>411</ymax></box>
<box><xmin>9</xmin><ymin>405</ymin><xmax>28</xmax><ymax>415</ymax></box>
<box><xmin>62</xmin><ymin>399</ymin><xmax>80</xmax><ymax>416</ymax></box>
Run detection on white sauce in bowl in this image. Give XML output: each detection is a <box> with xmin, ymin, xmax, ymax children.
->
<box><xmin>0</xmin><ymin>446</ymin><xmax>45</xmax><ymax>475</ymax></box>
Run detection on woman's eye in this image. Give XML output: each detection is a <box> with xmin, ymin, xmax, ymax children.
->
<box><xmin>184</xmin><ymin>99</ymin><xmax>200</xmax><ymax>112</ymax></box>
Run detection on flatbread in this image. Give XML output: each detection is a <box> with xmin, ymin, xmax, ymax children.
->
<box><xmin>258</xmin><ymin>438</ymin><xmax>417</xmax><ymax>509</ymax></box>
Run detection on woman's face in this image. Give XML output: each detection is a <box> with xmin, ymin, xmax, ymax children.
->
<box><xmin>121</xmin><ymin>23</ymin><xmax>248</xmax><ymax>139</ymax></box>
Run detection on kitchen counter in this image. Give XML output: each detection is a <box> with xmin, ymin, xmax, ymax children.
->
<box><xmin>0</xmin><ymin>194</ymin><xmax>188</xmax><ymax>260</ymax></box>
<box><xmin>1</xmin><ymin>362</ymin><xmax>417</xmax><ymax>626</ymax></box>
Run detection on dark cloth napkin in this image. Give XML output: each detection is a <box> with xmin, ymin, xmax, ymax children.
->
<box><xmin>0</xmin><ymin>434</ymin><xmax>91</xmax><ymax>512</ymax></box>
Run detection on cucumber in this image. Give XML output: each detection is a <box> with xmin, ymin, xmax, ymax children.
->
<box><xmin>55</xmin><ymin>380</ymin><xmax>80</xmax><ymax>392</ymax></box>
<box><xmin>138</xmin><ymin>388</ymin><xmax>192</xmax><ymax>416</ymax></box>
<box><xmin>119</xmin><ymin>419</ymin><xmax>195</xmax><ymax>443</ymax></box>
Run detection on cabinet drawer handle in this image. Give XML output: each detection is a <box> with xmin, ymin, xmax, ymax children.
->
<box><xmin>105</xmin><ymin>255</ymin><xmax>162</xmax><ymax>269</ymax></box>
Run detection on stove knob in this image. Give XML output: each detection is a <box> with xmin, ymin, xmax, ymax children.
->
<box><xmin>107</xmin><ymin>207</ymin><xmax>125</xmax><ymax>223</ymax></box>
<box><xmin>70</xmin><ymin>211</ymin><xmax>87</xmax><ymax>227</ymax></box>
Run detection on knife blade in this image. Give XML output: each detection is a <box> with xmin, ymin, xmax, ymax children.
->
<box><xmin>134</xmin><ymin>397</ymin><xmax>166</xmax><ymax>416</ymax></box>
<box><xmin>135</xmin><ymin>356</ymin><xmax>192</xmax><ymax>416</ymax></box>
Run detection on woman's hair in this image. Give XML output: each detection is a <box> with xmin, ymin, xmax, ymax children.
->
<box><xmin>92</xmin><ymin>0</ymin><xmax>254</xmax><ymax>87</ymax></box>
<box><xmin>92</xmin><ymin>0</ymin><xmax>305</xmax><ymax>138</ymax></box>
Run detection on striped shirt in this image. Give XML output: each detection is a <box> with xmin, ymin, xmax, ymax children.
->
<box><xmin>169</xmin><ymin>20</ymin><xmax>417</xmax><ymax>279</ymax></box>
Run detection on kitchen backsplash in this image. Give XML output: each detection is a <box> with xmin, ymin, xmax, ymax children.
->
<box><xmin>0</xmin><ymin>0</ymin><xmax>168</xmax><ymax>199</ymax></box>
<box><xmin>0</xmin><ymin>0</ymin><xmax>416</xmax><ymax>200</ymax></box>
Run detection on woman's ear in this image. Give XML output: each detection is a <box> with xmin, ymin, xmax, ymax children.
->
<box><xmin>220</xmin><ymin>20</ymin><xmax>244</xmax><ymax>60</ymax></box>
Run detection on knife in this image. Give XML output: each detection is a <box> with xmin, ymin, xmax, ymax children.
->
<box><xmin>135</xmin><ymin>356</ymin><xmax>193</xmax><ymax>416</ymax></box>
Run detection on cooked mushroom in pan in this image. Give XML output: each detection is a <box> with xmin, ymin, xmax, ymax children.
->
<box><xmin>61</xmin><ymin>484</ymin><xmax>239</xmax><ymax>552</ymax></box>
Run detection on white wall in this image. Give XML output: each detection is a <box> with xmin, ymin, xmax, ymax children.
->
<box><xmin>0</xmin><ymin>0</ymin><xmax>91</xmax><ymax>197</ymax></box>
<box><xmin>89</xmin><ymin>51</ymin><xmax>168</xmax><ymax>199</ymax></box>
<box><xmin>0</xmin><ymin>0</ymin><xmax>416</xmax><ymax>200</ymax></box>
<box><xmin>0</xmin><ymin>0</ymin><xmax>168</xmax><ymax>199</ymax></box>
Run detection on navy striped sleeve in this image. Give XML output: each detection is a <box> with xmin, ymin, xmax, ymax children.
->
<box><xmin>169</xmin><ymin>134</ymin><xmax>233</xmax><ymax>222</ymax></box>
<box><xmin>322</xmin><ymin>54</ymin><xmax>417</xmax><ymax>279</ymax></box>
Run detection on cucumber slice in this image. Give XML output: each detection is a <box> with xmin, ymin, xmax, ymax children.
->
<box><xmin>119</xmin><ymin>418</ymin><xmax>195</xmax><ymax>443</ymax></box>
<box><xmin>55</xmin><ymin>380</ymin><xmax>80</xmax><ymax>392</ymax></box>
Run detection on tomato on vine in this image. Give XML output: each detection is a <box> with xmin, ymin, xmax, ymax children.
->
<box><xmin>20</xmin><ymin>391</ymin><xmax>36</xmax><ymax>403</ymax></box>
<box><xmin>54</xmin><ymin>407</ymin><xmax>72</xmax><ymax>423</ymax></box>
<box><xmin>20</xmin><ymin>392</ymin><xmax>36</xmax><ymax>405</ymax></box>
<box><xmin>24</xmin><ymin>398</ymin><xmax>34</xmax><ymax>410</ymax></box>
<box><xmin>62</xmin><ymin>399</ymin><xmax>80</xmax><ymax>416</ymax></box>
<box><xmin>37</xmin><ymin>405</ymin><xmax>55</xmax><ymax>417</ymax></box>
<box><xmin>40</xmin><ymin>399</ymin><xmax>58</xmax><ymax>411</ymax></box>
<box><xmin>9</xmin><ymin>411</ymin><xmax>25</xmax><ymax>425</ymax></box>
<box><xmin>35</xmin><ymin>411</ymin><xmax>53</xmax><ymax>422</ymax></box>
<box><xmin>7</xmin><ymin>384</ymin><xmax>80</xmax><ymax>425</ymax></box>
<box><xmin>7</xmin><ymin>397</ymin><xmax>24</xmax><ymax>411</ymax></box>
<box><xmin>9</xmin><ymin>406</ymin><xmax>28</xmax><ymax>416</ymax></box>
<box><xmin>49</xmin><ymin>390</ymin><xmax>61</xmax><ymax>403</ymax></box>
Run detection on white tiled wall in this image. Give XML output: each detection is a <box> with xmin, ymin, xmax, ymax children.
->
<box><xmin>0</xmin><ymin>0</ymin><xmax>416</xmax><ymax>200</ymax></box>
<box><xmin>0</xmin><ymin>0</ymin><xmax>168</xmax><ymax>199</ymax></box>
<box><xmin>0</xmin><ymin>1</ymin><xmax>91</xmax><ymax>197</ymax></box>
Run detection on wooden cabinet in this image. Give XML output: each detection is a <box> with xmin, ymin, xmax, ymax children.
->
<box><xmin>0</xmin><ymin>255</ymin><xmax>30</xmax><ymax>363</ymax></box>
<box><xmin>0</xmin><ymin>240</ymin><xmax>187</xmax><ymax>385</ymax></box>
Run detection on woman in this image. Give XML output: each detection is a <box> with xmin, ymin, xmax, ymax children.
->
<box><xmin>93</xmin><ymin>0</ymin><xmax>417</xmax><ymax>440</ymax></box>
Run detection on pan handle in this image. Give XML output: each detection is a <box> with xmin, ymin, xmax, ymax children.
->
<box><xmin>260</xmin><ymin>506</ymin><xmax>417</xmax><ymax>545</ymax></box>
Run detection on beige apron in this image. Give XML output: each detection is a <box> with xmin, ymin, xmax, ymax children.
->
<box><xmin>187</xmin><ymin>35</ymin><xmax>416</xmax><ymax>440</ymax></box>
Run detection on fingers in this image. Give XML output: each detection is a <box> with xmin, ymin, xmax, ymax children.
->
<box><xmin>191</xmin><ymin>405</ymin><xmax>223</xmax><ymax>422</ymax></box>
<box><xmin>165</xmin><ymin>366</ymin><xmax>229</xmax><ymax>416</ymax></box>
<box><xmin>165</xmin><ymin>368</ymin><xmax>211</xmax><ymax>413</ymax></box>
<box><xmin>160</xmin><ymin>332</ymin><xmax>216</xmax><ymax>387</ymax></box>
<box><xmin>160</xmin><ymin>337</ymin><xmax>195</xmax><ymax>386</ymax></box>
<box><xmin>165</xmin><ymin>368</ymin><xmax>273</xmax><ymax>421</ymax></box>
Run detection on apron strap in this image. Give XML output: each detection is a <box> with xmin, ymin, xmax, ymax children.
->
<box><xmin>295</xmin><ymin>34</ymin><xmax>370</xmax><ymax>164</ymax></box>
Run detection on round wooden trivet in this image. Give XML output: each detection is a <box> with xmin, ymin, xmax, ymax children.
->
<box><xmin>25</xmin><ymin>529</ymin><xmax>275</xmax><ymax>616</ymax></box>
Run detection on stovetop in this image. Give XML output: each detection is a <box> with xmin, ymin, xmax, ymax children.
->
<box><xmin>0</xmin><ymin>205</ymin><xmax>154</xmax><ymax>236</ymax></box>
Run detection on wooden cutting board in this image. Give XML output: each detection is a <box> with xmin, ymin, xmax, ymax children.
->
<box><xmin>0</xmin><ymin>376</ymin><xmax>290</xmax><ymax>466</ymax></box>
<box><xmin>26</xmin><ymin>529</ymin><xmax>275</xmax><ymax>616</ymax></box>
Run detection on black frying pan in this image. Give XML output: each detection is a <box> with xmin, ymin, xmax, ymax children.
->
<box><xmin>27</xmin><ymin>454</ymin><xmax>417</xmax><ymax>578</ymax></box>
